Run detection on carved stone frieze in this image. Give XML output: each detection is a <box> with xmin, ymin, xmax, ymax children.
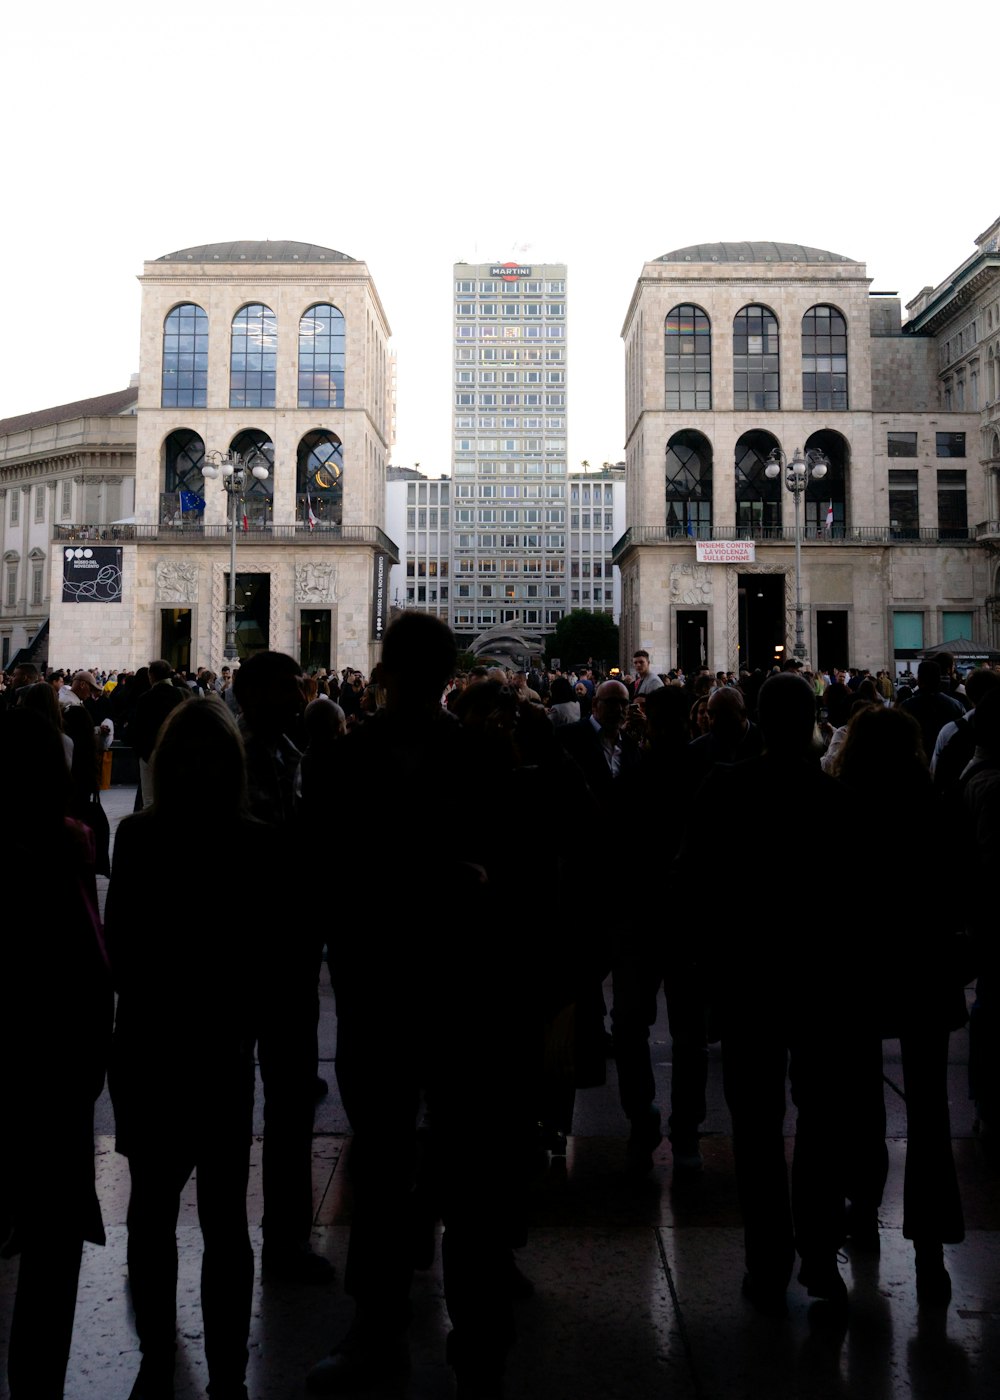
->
<box><xmin>669</xmin><ymin>562</ymin><xmax>713</xmax><ymax>606</ymax></box>
<box><xmin>295</xmin><ymin>560</ymin><xmax>337</xmax><ymax>604</ymax></box>
<box><xmin>155</xmin><ymin>559</ymin><xmax>198</xmax><ymax>604</ymax></box>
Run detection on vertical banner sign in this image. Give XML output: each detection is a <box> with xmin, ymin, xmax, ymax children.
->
<box><xmin>371</xmin><ymin>551</ymin><xmax>388</xmax><ymax>643</ymax></box>
<box><xmin>62</xmin><ymin>546</ymin><xmax>123</xmax><ymax>603</ymax></box>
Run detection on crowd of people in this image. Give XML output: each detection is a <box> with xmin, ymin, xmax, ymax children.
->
<box><xmin>0</xmin><ymin>626</ymin><xmax>997</xmax><ymax>1398</ymax></box>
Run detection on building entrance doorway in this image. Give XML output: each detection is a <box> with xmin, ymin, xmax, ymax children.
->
<box><xmin>223</xmin><ymin>573</ymin><xmax>270</xmax><ymax>658</ymax></box>
<box><xmin>676</xmin><ymin>610</ymin><xmax>708</xmax><ymax>673</ymax></box>
<box><xmin>160</xmin><ymin>608</ymin><xmax>191</xmax><ymax>671</ymax></box>
<box><xmin>738</xmin><ymin>573</ymin><xmax>785</xmax><ymax>671</ymax></box>
<box><xmin>300</xmin><ymin>609</ymin><xmax>331</xmax><ymax>672</ymax></box>
<box><xmin>816</xmin><ymin>611</ymin><xmax>849</xmax><ymax>674</ymax></box>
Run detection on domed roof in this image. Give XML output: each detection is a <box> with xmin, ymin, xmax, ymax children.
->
<box><xmin>155</xmin><ymin>240</ymin><xmax>356</xmax><ymax>263</ymax></box>
<box><xmin>657</xmin><ymin>241</ymin><xmax>856</xmax><ymax>264</ymax></box>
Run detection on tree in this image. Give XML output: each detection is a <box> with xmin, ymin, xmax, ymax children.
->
<box><xmin>543</xmin><ymin>610</ymin><xmax>620</xmax><ymax>672</ymax></box>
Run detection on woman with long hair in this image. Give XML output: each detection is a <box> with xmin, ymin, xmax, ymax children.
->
<box><xmin>106</xmin><ymin>699</ymin><xmax>269</xmax><ymax>1400</ymax></box>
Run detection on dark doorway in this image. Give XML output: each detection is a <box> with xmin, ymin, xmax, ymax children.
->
<box><xmin>738</xmin><ymin>573</ymin><xmax>785</xmax><ymax>671</ymax></box>
<box><xmin>224</xmin><ymin>573</ymin><xmax>270</xmax><ymax>658</ymax></box>
<box><xmin>160</xmin><ymin>608</ymin><xmax>191</xmax><ymax>671</ymax></box>
<box><xmin>300</xmin><ymin>609</ymin><xmax>331</xmax><ymax>672</ymax></box>
<box><xmin>817</xmin><ymin>611</ymin><xmax>849</xmax><ymax>674</ymax></box>
<box><xmin>676</xmin><ymin>610</ymin><xmax>708</xmax><ymax>672</ymax></box>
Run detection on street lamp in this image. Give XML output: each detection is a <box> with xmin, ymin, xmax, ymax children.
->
<box><xmin>202</xmin><ymin>446</ymin><xmax>272</xmax><ymax>661</ymax></box>
<box><xmin>763</xmin><ymin>445</ymin><xmax>828</xmax><ymax>661</ymax></box>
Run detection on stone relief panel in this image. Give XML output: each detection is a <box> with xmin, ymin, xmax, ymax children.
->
<box><xmin>295</xmin><ymin>561</ymin><xmax>337</xmax><ymax>604</ymax></box>
<box><xmin>155</xmin><ymin>559</ymin><xmax>198</xmax><ymax>604</ymax></box>
<box><xmin>669</xmin><ymin>563</ymin><xmax>713</xmax><ymax>607</ymax></box>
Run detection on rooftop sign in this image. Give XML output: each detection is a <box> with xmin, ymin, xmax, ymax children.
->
<box><xmin>490</xmin><ymin>263</ymin><xmax>531</xmax><ymax>280</ymax></box>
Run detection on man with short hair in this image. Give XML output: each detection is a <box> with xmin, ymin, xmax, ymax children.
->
<box><xmin>632</xmin><ymin>651</ymin><xmax>664</xmax><ymax>700</ymax></box>
<box><xmin>131</xmin><ymin>661</ymin><xmax>185</xmax><ymax>808</ymax></box>
<box><xmin>559</xmin><ymin>679</ymin><xmax>640</xmax><ymax>801</ymax></box>
<box><xmin>1</xmin><ymin>662</ymin><xmax>39</xmax><ymax>710</ymax></box>
<box><xmin>688</xmin><ymin>684</ymin><xmax>762</xmax><ymax>786</ymax></box>
<box><xmin>902</xmin><ymin>660</ymin><xmax>965</xmax><ymax>760</ymax></box>
<box><xmin>58</xmin><ymin>669</ymin><xmax>99</xmax><ymax>710</ymax></box>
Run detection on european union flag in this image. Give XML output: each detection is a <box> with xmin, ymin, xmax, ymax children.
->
<box><xmin>179</xmin><ymin>491</ymin><xmax>206</xmax><ymax>513</ymax></box>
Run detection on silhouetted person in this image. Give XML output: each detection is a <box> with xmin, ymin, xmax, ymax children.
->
<box><xmin>679</xmin><ymin>672</ymin><xmax>856</xmax><ymax>1312</ymax></box>
<box><xmin>962</xmin><ymin>689</ymin><xmax>1000</xmax><ymax>1164</ymax></box>
<box><xmin>106</xmin><ymin>700</ymin><xmax>269</xmax><ymax>1400</ymax></box>
<box><xmin>232</xmin><ymin>650</ymin><xmax>331</xmax><ymax>1283</ymax></box>
<box><xmin>901</xmin><ymin>660</ymin><xmax>964</xmax><ymax>763</ymax></box>
<box><xmin>306</xmin><ymin>613</ymin><xmax>522</xmax><ymax>1398</ymax></box>
<box><xmin>131</xmin><ymin>659</ymin><xmax>186</xmax><ymax>808</ymax></box>
<box><xmin>1</xmin><ymin>710</ymin><xmax>112</xmax><ymax>1400</ymax></box>
<box><xmin>834</xmin><ymin>704</ymin><xmax>965</xmax><ymax>1303</ymax></box>
<box><xmin>613</xmin><ymin>685</ymin><xmax>708</xmax><ymax>1175</ymax></box>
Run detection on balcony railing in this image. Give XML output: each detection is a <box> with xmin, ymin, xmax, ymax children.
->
<box><xmin>612</xmin><ymin>523</ymin><xmax>979</xmax><ymax>563</ymax></box>
<box><xmin>54</xmin><ymin>523</ymin><xmax>399</xmax><ymax>562</ymax></box>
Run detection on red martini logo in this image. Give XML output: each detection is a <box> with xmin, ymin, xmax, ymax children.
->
<box><xmin>490</xmin><ymin>262</ymin><xmax>532</xmax><ymax>280</ymax></box>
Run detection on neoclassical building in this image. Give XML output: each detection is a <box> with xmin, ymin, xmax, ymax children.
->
<box><xmin>617</xmin><ymin>236</ymin><xmax>993</xmax><ymax>674</ymax></box>
<box><xmin>1</xmin><ymin>385</ymin><xmax>137</xmax><ymax>670</ymax></box>
<box><xmin>47</xmin><ymin>240</ymin><xmax>395</xmax><ymax>674</ymax></box>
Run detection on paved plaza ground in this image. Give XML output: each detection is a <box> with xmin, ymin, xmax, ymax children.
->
<box><xmin>2</xmin><ymin>784</ymin><xmax>998</xmax><ymax>1399</ymax></box>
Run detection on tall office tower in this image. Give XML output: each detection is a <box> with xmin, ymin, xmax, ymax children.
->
<box><xmin>451</xmin><ymin>260</ymin><xmax>568</xmax><ymax>650</ymax></box>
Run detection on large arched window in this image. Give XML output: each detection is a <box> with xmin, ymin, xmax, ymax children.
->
<box><xmin>296</xmin><ymin>430</ymin><xmax>344</xmax><ymax>529</ymax></box>
<box><xmin>733</xmin><ymin>306</ymin><xmax>779</xmax><ymax>410</ymax></box>
<box><xmin>804</xmin><ymin>429</ymin><xmax>848</xmax><ymax>536</ymax></box>
<box><xmin>230</xmin><ymin>429</ymin><xmax>274</xmax><ymax>528</ymax></box>
<box><xmin>161</xmin><ymin>429</ymin><xmax>206</xmax><ymax>523</ymax></box>
<box><xmin>161</xmin><ymin>304</ymin><xmax>208</xmax><ymax>408</ymax></box>
<box><xmin>666</xmin><ymin>430</ymin><xmax>712</xmax><ymax>537</ymax></box>
<box><xmin>735</xmin><ymin>430</ymin><xmax>782</xmax><ymax>534</ymax></box>
<box><xmin>802</xmin><ymin>305</ymin><xmax>848</xmax><ymax>410</ymax></box>
<box><xmin>298</xmin><ymin>304</ymin><xmax>346</xmax><ymax>409</ymax></box>
<box><xmin>665</xmin><ymin>305</ymin><xmax>711</xmax><ymax>410</ymax></box>
<box><xmin>230</xmin><ymin>305</ymin><xmax>277</xmax><ymax>408</ymax></box>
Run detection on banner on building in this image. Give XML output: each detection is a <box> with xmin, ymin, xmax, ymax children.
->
<box><xmin>371</xmin><ymin>551</ymin><xmax>389</xmax><ymax>643</ymax></box>
<box><xmin>62</xmin><ymin>546</ymin><xmax>123</xmax><ymax>603</ymax></box>
<box><xmin>695</xmin><ymin>541</ymin><xmax>756</xmax><ymax>564</ymax></box>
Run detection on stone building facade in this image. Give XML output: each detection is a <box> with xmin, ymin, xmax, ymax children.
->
<box><xmin>0</xmin><ymin>386</ymin><xmax>137</xmax><ymax>668</ymax></box>
<box><xmin>617</xmin><ymin>238</ymin><xmax>990</xmax><ymax>675</ymax></box>
<box><xmin>903</xmin><ymin>217</ymin><xmax>1000</xmax><ymax>645</ymax></box>
<box><xmin>47</xmin><ymin>240</ymin><xmax>396</xmax><ymax>674</ymax></box>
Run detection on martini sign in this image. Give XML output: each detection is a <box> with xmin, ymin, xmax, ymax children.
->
<box><xmin>490</xmin><ymin>262</ymin><xmax>531</xmax><ymax>280</ymax></box>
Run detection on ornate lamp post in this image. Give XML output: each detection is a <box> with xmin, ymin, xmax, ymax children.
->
<box><xmin>202</xmin><ymin>446</ymin><xmax>271</xmax><ymax>661</ymax></box>
<box><xmin>764</xmin><ymin>446</ymin><xmax>829</xmax><ymax>661</ymax></box>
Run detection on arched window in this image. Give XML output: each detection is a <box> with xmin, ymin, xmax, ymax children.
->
<box><xmin>296</xmin><ymin>430</ymin><xmax>344</xmax><ymax>529</ymax></box>
<box><xmin>804</xmin><ymin>430</ymin><xmax>848</xmax><ymax>536</ymax></box>
<box><xmin>735</xmin><ymin>430</ymin><xmax>782</xmax><ymax>534</ymax></box>
<box><xmin>802</xmin><ymin>305</ymin><xmax>848</xmax><ymax>410</ymax></box>
<box><xmin>733</xmin><ymin>306</ymin><xmax>779</xmax><ymax>410</ymax></box>
<box><xmin>230</xmin><ymin>305</ymin><xmax>277</xmax><ymax>409</ymax></box>
<box><xmin>161</xmin><ymin>429</ymin><xmax>206</xmax><ymax>523</ymax></box>
<box><xmin>298</xmin><ymin>305</ymin><xmax>346</xmax><ymax>409</ymax></box>
<box><xmin>230</xmin><ymin>429</ymin><xmax>274</xmax><ymax>528</ymax></box>
<box><xmin>161</xmin><ymin>304</ymin><xmax>208</xmax><ymax>408</ymax></box>
<box><xmin>665</xmin><ymin>305</ymin><xmax>711</xmax><ymax>410</ymax></box>
<box><xmin>665</xmin><ymin>430</ymin><xmax>712</xmax><ymax>537</ymax></box>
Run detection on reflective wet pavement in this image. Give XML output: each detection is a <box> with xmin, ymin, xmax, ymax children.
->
<box><xmin>2</xmin><ymin>786</ymin><xmax>997</xmax><ymax>1399</ymax></box>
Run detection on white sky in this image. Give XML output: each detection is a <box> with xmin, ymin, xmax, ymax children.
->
<box><xmin>3</xmin><ymin>0</ymin><xmax>997</xmax><ymax>473</ymax></box>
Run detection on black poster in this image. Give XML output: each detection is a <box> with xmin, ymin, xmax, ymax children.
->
<box><xmin>371</xmin><ymin>551</ymin><xmax>388</xmax><ymax>643</ymax></box>
<box><xmin>62</xmin><ymin>546</ymin><xmax>123</xmax><ymax>603</ymax></box>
